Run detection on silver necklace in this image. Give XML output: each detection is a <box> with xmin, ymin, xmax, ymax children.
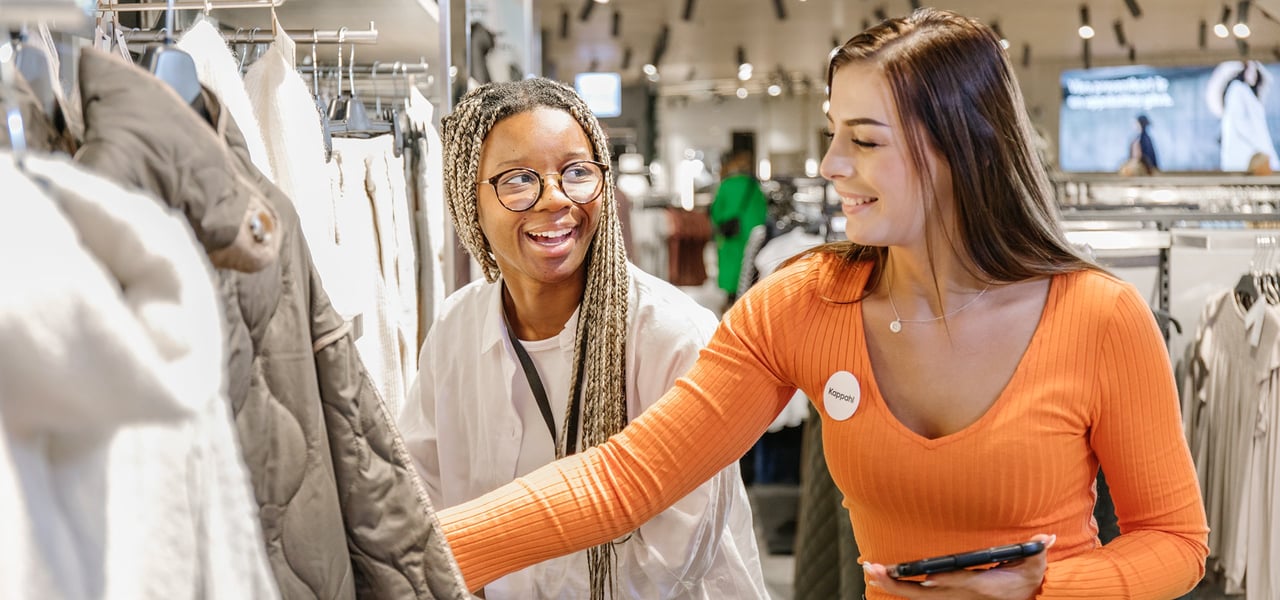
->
<box><xmin>887</xmin><ymin>280</ymin><xmax>992</xmax><ymax>333</ymax></box>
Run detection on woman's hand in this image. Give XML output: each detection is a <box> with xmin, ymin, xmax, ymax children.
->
<box><xmin>861</xmin><ymin>534</ymin><xmax>1055</xmax><ymax>600</ymax></box>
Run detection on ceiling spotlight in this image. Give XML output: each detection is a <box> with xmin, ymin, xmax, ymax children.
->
<box><xmin>767</xmin><ymin>84</ymin><xmax>782</xmax><ymax>96</ymax></box>
<box><xmin>991</xmin><ymin>21</ymin><xmax>1010</xmax><ymax>49</ymax></box>
<box><xmin>736</xmin><ymin>87</ymin><xmax>749</xmax><ymax>99</ymax></box>
<box><xmin>1215</xmin><ymin>5</ymin><xmax>1232</xmax><ymax>37</ymax></box>
<box><xmin>579</xmin><ymin>0</ymin><xmax>596</xmax><ymax>23</ymax></box>
<box><xmin>642</xmin><ymin>63</ymin><xmax>657</xmax><ymax>76</ymax></box>
<box><xmin>682</xmin><ymin>0</ymin><xmax>695</xmax><ymax>21</ymax></box>
<box><xmin>594</xmin><ymin>0</ymin><xmax>608</xmax><ymax>3</ymax></box>
<box><xmin>738</xmin><ymin>64</ymin><xmax>754</xmax><ymax>81</ymax></box>
<box><xmin>1234</xmin><ymin>22</ymin><xmax>1251</xmax><ymax>37</ymax></box>
<box><xmin>1124</xmin><ymin>0</ymin><xmax>1142</xmax><ymax>18</ymax></box>
<box><xmin>1078</xmin><ymin>5</ymin><xmax>1094</xmax><ymax>39</ymax></box>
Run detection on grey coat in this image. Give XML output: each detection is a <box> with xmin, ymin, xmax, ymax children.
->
<box><xmin>74</xmin><ymin>47</ymin><xmax>467</xmax><ymax>600</ymax></box>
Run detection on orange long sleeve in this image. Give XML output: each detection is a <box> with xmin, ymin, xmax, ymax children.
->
<box><xmin>439</xmin><ymin>253</ymin><xmax>1208</xmax><ymax>598</ymax></box>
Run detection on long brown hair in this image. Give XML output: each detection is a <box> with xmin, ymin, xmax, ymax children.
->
<box><xmin>441</xmin><ymin>78</ymin><xmax>629</xmax><ymax>600</ymax></box>
<box><xmin>806</xmin><ymin>8</ymin><xmax>1092</xmax><ymax>293</ymax></box>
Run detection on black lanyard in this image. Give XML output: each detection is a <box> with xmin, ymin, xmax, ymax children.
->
<box><xmin>504</xmin><ymin>315</ymin><xmax>588</xmax><ymax>456</ymax></box>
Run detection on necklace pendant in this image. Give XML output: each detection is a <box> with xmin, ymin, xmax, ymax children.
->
<box><xmin>889</xmin><ymin>319</ymin><xmax>902</xmax><ymax>333</ymax></box>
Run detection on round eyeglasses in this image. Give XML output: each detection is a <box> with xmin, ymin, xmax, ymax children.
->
<box><xmin>481</xmin><ymin>160</ymin><xmax>609</xmax><ymax>212</ymax></box>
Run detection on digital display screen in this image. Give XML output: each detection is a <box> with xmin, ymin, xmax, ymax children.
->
<box><xmin>1059</xmin><ymin>61</ymin><xmax>1280</xmax><ymax>172</ymax></box>
<box><xmin>575</xmin><ymin>72</ymin><xmax>622</xmax><ymax>118</ymax></box>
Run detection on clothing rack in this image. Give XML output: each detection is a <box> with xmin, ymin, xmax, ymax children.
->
<box><xmin>120</xmin><ymin>23</ymin><xmax>378</xmax><ymax>44</ymax></box>
<box><xmin>97</xmin><ymin>0</ymin><xmax>286</xmax><ymax>12</ymax></box>
<box><xmin>1062</xmin><ymin>207</ymin><xmax>1280</xmax><ymax>339</ymax></box>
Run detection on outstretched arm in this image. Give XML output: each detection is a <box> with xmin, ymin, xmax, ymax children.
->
<box><xmin>438</xmin><ymin>280</ymin><xmax>799</xmax><ymax>590</ymax></box>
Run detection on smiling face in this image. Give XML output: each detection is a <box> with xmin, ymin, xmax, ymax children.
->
<box><xmin>820</xmin><ymin>63</ymin><xmax>954</xmax><ymax>252</ymax></box>
<box><xmin>476</xmin><ymin>107</ymin><xmax>603</xmax><ymax>291</ymax></box>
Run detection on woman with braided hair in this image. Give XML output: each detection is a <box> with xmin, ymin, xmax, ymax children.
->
<box><xmin>397</xmin><ymin>78</ymin><xmax>766</xmax><ymax>600</ymax></box>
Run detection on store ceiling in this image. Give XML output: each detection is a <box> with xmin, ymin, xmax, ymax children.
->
<box><xmin>540</xmin><ymin>0</ymin><xmax>1280</xmax><ymax>93</ymax></box>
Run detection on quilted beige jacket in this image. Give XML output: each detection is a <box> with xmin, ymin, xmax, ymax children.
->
<box><xmin>74</xmin><ymin>47</ymin><xmax>467</xmax><ymax>600</ymax></box>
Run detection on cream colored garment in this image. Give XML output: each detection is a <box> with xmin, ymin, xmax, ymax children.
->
<box><xmin>242</xmin><ymin>31</ymin><xmax>343</xmax><ymax>294</ymax></box>
<box><xmin>177</xmin><ymin>18</ymin><xmax>274</xmax><ymax>181</ymax></box>
<box><xmin>332</xmin><ymin>137</ymin><xmax>406</xmax><ymax>414</ymax></box>
<box><xmin>0</xmin><ymin>153</ymin><xmax>277</xmax><ymax>600</ymax></box>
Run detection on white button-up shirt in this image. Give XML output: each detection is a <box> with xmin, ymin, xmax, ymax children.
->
<box><xmin>400</xmin><ymin>265</ymin><xmax>767</xmax><ymax>599</ymax></box>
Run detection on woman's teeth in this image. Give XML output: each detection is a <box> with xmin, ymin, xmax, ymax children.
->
<box><xmin>842</xmin><ymin>196</ymin><xmax>876</xmax><ymax>206</ymax></box>
<box><xmin>528</xmin><ymin>228</ymin><xmax>572</xmax><ymax>241</ymax></box>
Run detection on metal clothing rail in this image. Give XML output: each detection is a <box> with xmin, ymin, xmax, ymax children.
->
<box><xmin>97</xmin><ymin>0</ymin><xmax>285</xmax><ymax>12</ymax></box>
<box><xmin>299</xmin><ymin>62</ymin><xmax>430</xmax><ymax>75</ymax></box>
<box><xmin>120</xmin><ymin>22</ymin><xmax>378</xmax><ymax>44</ymax></box>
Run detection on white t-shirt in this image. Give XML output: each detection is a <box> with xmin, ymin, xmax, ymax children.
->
<box><xmin>400</xmin><ymin>264</ymin><xmax>768</xmax><ymax>600</ymax></box>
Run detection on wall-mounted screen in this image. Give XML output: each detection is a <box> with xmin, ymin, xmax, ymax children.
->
<box><xmin>575</xmin><ymin>72</ymin><xmax>622</xmax><ymax>118</ymax></box>
<box><xmin>1059</xmin><ymin>61</ymin><xmax>1280</xmax><ymax>173</ymax></box>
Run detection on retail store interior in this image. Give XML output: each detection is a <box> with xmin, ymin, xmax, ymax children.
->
<box><xmin>5</xmin><ymin>0</ymin><xmax>1280</xmax><ymax>598</ymax></box>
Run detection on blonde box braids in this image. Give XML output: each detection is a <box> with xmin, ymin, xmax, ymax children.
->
<box><xmin>441</xmin><ymin>78</ymin><xmax>630</xmax><ymax>600</ymax></box>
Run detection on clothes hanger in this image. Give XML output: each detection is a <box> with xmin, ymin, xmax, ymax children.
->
<box><xmin>9</xmin><ymin>28</ymin><xmax>55</xmax><ymax>119</ymax></box>
<box><xmin>325</xmin><ymin>27</ymin><xmax>347</xmax><ymax>123</ymax></box>
<box><xmin>138</xmin><ymin>0</ymin><xmax>201</xmax><ymax>105</ymax></box>
<box><xmin>1</xmin><ymin>50</ymin><xmax>28</xmax><ymax>170</ymax></box>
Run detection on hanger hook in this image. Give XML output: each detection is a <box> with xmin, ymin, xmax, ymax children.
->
<box><xmin>348</xmin><ymin>42</ymin><xmax>356</xmax><ymax>97</ymax></box>
<box><xmin>204</xmin><ymin>0</ymin><xmax>212</xmax><ymax>16</ymax></box>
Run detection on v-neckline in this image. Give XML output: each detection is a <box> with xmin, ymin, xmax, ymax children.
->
<box><xmin>853</xmin><ymin>269</ymin><xmax>1062</xmax><ymax>449</ymax></box>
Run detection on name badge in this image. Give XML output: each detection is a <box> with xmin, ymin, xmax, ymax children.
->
<box><xmin>823</xmin><ymin>371</ymin><xmax>861</xmax><ymax>421</ymax></box>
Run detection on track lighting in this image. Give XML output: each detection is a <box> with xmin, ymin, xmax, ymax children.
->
<box><xmin>560</xmin><ymin>7</ymin><xmax>569</xmax><ymax>39</ymax></box>
<box><xmin>1078</xmin><ymin>5</ymin><xmax>1095</xmax><ymax>39</ymax></box>
<box><xmin>681</xmin><ymin>0</ymin><xmax>695</xmax><ymax>22</ymax></box>
<box><xmin>991</xmin><ymin>21</ymin><xmax>1009</xmax><ymax>49</ymax></box>
<box><xmin>1124</xmin><ymin>0</ymin><xmax>1142</xmax><ymax>18</ymax></box>
<box><xmin>611</xmin><ymin>9</ymin><xmax>620</xmax><ymax>37</ymax></box>
<box><xmin>579</xmin><ymin>0</ymin><xmax>595</xmax><ymax>23</ymax></box>
<box><xmin>650</xmin><ymin>24</ymin><xmax>669</xmax><ymax>68</ymax></box>
<box><xmin>1021</xmin><ymin>43</ymin><xmax>1031</xmax><ymax>68</ymax></box>
<box><xmin>1199</xmin><ymin>19</ymin><xmax>1207</xmax><ymax>48</ymax></box>
<box><xmin>621</xmin><ymin>46</ymin><xmax>631</xmax><ymax>70</ymax></box>
<box><xmin>1113</xmin><ymin>20</ymin><xmax>1126</xmax><ymax>47</ymax></box>
<box><xmin>873</xmin><ymin>6</ymin><xmax>888</xmax><ymax>21</ymax></box>
<box><xmin>1215</xmin><ymin>5</ymin><xmax>1232</xmax><ymax>37</ymax></box>
<box><xmin>1234</xmin><ymin>0</ymin><xmax>1251</xmax><ymax>37</ymax></box>
<box><xmin>773</xmin><ymin>0</ymin><xmax>786</xmax><ymax>20</ymax></box>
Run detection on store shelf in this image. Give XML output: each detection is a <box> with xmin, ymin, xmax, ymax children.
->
<box><xmin>216</xmin><ymin>0</ymin><xmax>438</xmax><ymax>65</ymax></box>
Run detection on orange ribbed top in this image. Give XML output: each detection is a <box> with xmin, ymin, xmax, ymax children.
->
<box><xmin>440</xmin><ymin>252</ymin><xmax>1209</xmax><ymax>599</ymax></box>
